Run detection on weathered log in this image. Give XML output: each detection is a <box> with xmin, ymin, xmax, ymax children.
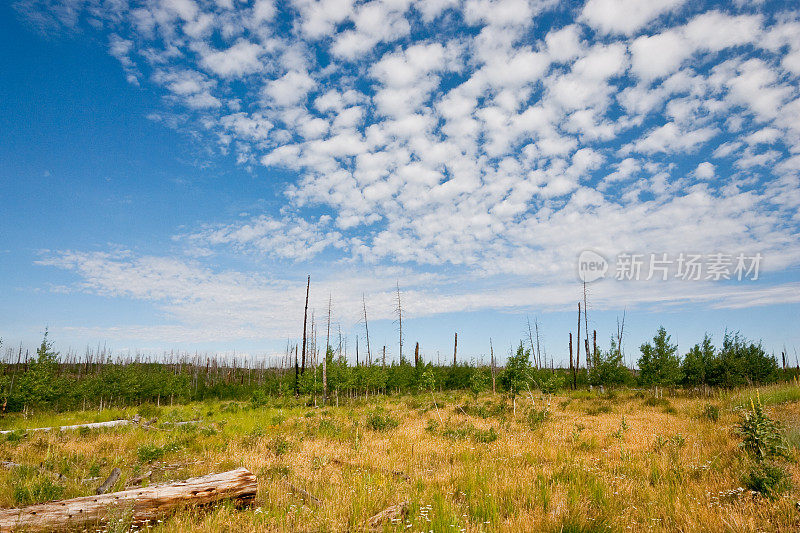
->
<box><xmin>95</xmin><ymin>467</ymin><xmax>121</xmax><ymax>495</ymax></box>
<box><xmin>367</xmin><ymin>501</ymin><xmax>409</xmax><ymax>530</ymax></box>
<box><xmin>0</xmin><ymin>420</ymin><xmax>130</xmax><ymax>435</ymax></box>
<box><xmin>125</xmin><ymin>470</ymin><xmax>152</xmax><ymax>488</ymax></box>
<box><xmin>0</xmin><ymin>467</ymin><xmax>257</xmax><ymax>532</ymax></box>
<box><xmin>329</xmin><ymin>458</ymin><xmax>410</xmax><ymax>481</ymax></box>
<box><xmin>279</xmin><ymin>479</ymin><xmax>320</xmax><ymax>505</ymax></box>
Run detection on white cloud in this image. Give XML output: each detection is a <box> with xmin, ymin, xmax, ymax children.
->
<box><xmin>630</xmin><ymin>30</ymin><xmax>690</xmax><ymax>80</ymax></box>
<box><xmin>200</xmin><ymin>39</ymin><xmax>263</xmax><ymax>78</ymax></box>
<box><xmin>580</xmin><ymin>0</ymin><xmax>687</xmax><ymax>36</ymax></box>
<box><xmin>330</xmin><ymin>0</ymin><xmax>412</xmax><ymax>59</ymax></box>
<box><xmin>15</xmin><ymin>0</ymin><xmax>800</xmax><ymax>344</ymax></box>
<box><xmin>628</xmin><ymin>122</ymin><xmax>717</xmax><ymax>154</ymax></box>
<box><xmin>263</xmin><ymin>70</ymin><xmax>316</xmax><ymax>106</ymax></box>
<box><xmin>695</xmin><ymin>161</ymin><xmax>715</xmax><ymax>179</ymax></box>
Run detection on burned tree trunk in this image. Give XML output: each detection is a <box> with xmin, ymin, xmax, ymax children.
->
<box><xmin>301</xmin><ymin>275</ymin><xmax>310</xmax><ymax>375</ymax></box>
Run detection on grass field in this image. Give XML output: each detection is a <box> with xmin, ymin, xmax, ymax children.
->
<box><xmin>0</xmin><ymin>385</ymin><xmax>798</xmax><ymax>532</ymax></box>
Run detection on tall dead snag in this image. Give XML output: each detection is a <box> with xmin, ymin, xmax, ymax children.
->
<box><xmin>534</xmin><ymin>318</ymin><xmax>542</xmax><ymax>371</ymax></box>
<box><xmin>527</xmin><ymin>317</ymin><xmax>537</xmax><ymax>369</ymax></box>
<box><xmin>569</xmin><ymin>333</ymin><xmax>575</xmax><ymax>389</ymax></box>
<box><xmin>395</xmin><ymin>282</ymin><xmax>403</xmax><ymax>363</ymax></box>
<box><xmin>583</xmin><ymin>281</ymin><xmax>590</xmax><ymax>369</ymax></box>
<box><xmin>585</xmin><ymin>337</ymin><xmax>591</xmax><ymax>369</ymax></box>
<box><xmin>362</xmin><ymin>294</ymin><xmax>372</xmax><ymax>366</ymax></box>
<box><xmin>294</xmin><ymin>347</ymin><xmax>299</xmax><ymax>396</ymax></box>
<box><xmin>490</xmin><ymin>339</ymin><xmax>496</xmax><ymax>394</ymax></box>
<box><xmin>576</xmin><ymin>302</ymin><xmax>581</xmax><ymax>377</ymax></box>
<box><xmin>324</xmin><ymin>295</ymin><xmax>331</xmax><ymax>405</ymax></box>
<box><xmin>0</xmin><ymin>468</ymin><xmax>257</xmax><ymax>532</ymax></box>
<box><xmin>414</xmin><ymin>342</ymin><xmax>420</xmax><ymax>366</ymax></box>
<box><xmin>301</xmin><ymin>275</ymin><xmax>310</xmax><ymax>375</ymax></box>
<box><xmin>453</xmin><ymin>332</ymin><xmax>457</xmax><ymax>366</ymax></box>
<box><xmin>617</xmin><ymin>310</ymin><xmax>626</xmax><ymax>366</ymax></box>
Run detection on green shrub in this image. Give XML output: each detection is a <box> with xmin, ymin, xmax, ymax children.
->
<box><xmin>738</xmin><ymin>395</ymin><xmax>788</xmax><ymax>461</ymax></box>
<box><xmin>473</xmin><ymin>427</ymin><xmax>498</xmax><ymax>443</ymax></box>
<box><xmin>701</xmin><ymin>404</ymin><xmax>720</xmax><ymax>422</ymax></box>
<box><xmin>5</xmin><ymin>430</ymin><xmax>25</xmax><ymax>443</ymax></box>
<box><xmin>527</xmin><ymin>407</ymin><xmax>550</xmax><ymax>429</ymax></box>
<box><xmin>13</xmin><ymin>478</ymin><xmax>64</xmax><ymax>506</ymax></box>
<box><xmin>269</xmin><ymin>435</ymin><xmax>293</xmax><ymax>456</ymax></box>
<box><xmin>137</xmin><ymin>404</ymin><xmax>163</xmax><ymax>419</ymax></box>
<box><xmin>366</xmin><ymin>409</ymin><xmax>399</xmax><ymax>431</ymax></box>
<box><xmin>643</xmin><ymin>397</ymin><xmax>671</xmax><ymax>408</ymax></box>
<box><xmin>742</xmin><ymin>461</ymin><xmax>790</xmax><ymax>499</ymax></box>
<box><xmin>586</xmin><ymin>403</ymin><xmax>613</xmax><ymax>416</ymax></box>
<box><xmin>137</xmin><ymin>444</ymin><xmax>164</xmax><ymax>463</ymax></box>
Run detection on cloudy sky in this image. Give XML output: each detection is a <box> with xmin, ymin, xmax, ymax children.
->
<box><xmin>1</xmin><ymin>0</ymin><xmax>799</xmax><ymax>364</ymax></box>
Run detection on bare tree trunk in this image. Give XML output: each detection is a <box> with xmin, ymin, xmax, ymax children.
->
<box><xmin>534</xmin><ymin>318</ymin><xmax>542</xmax><ymax>371</ymax></box>
<box><xmin>569</xmin><ymin>332</ymin><xmax>575</xmax><ymax>389</ymax></box>
<box><xmin>490</xmin><ymin>339</ymin><xmax>496</xmax><ymax>394</ymax></box>
<box><xmin>527</xmin><ymin>317</ymin><xmax>537</xmax><ymax>370</ymax></box>
<box><xmin>414</xmin><ymin>342</ymin><xmax>419</xmax><ymax>366</ymax></box>
<box><xmin>583</xmin><ymin>281</ymin><xmax>589</xmax><ymax>367</ymax></box>
<box><xmin>324</xmin><ymin>295</ymin><xmax>331</xmax><ymax>404</ymax></box>
<box><xmin>576</xmin><ymin>302</ymin><xmax>581</xmax><ymax>376</ymax></box>
<box><xmin>453</xmin><ymin>332</ymin><xmax>457</xmax><ymax>366</ymax></box>
<box><xmin>301</xmin><ymin>275</ymin><xmax>310</xmax><ymax>375</ymax></box>
<box><xmin>395</xmin><ymin>282</ymin><xmax>403</xmax><ymax>363</ymax></box>
<box><xmin>362</xmin><ymin>294</ymin><xmax>372</xmax><ymax>366</ymax></box>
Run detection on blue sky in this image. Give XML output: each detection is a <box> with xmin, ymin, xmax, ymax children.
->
<box><xmin>1</xmin><ymin>0</ymin><xmax>799</xmax><ymax>365</ymax></box>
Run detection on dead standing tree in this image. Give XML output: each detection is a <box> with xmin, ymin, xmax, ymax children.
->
<box><xmin>324</xmin><ymin>294</ymin><xmax>331</xmax><ymax>405</ymax></box>
<box><xmin>527</xmin><ymin>316</ymin><xmax>537</xmax><ymax>370</ymax></box>
<box><xmin>490</xmin><ymin>338</ymin><xmax>496</xmax><ymax>394</ymax></box>
<box><xmin>395</xmin><ymin>282</ymin><xmax>403</xmax><ymax>363</ymax></box>
<box><xmin>362</xmin><ymin>293</ymin><xmax>372</xmax><ymax>366</ymax></box>
<box><xmin>576</xmin><ymin>302</ymin><xmax>581</xmax><ymax>378</ymax></box>
<box><xmin>583</xmin><ymin>281</ymin><xmax>590</xmax><ymax>369</ymax></box>
<box><xmin>301</xmin><ymin>275</ymin><xmax>310</xmax><ymax>375</ymax></box>
<box><xmin>569</xmin><ymin>332</ymin><xmax>575</xmax><ymax>389</ymax></box>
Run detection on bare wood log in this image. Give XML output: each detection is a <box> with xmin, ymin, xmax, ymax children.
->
<box><xmin>125</xmin><ymin>470</ymin><xmax>152</xmax><ymax>488</ymax></box>
<box><xmin>95</xmin><ymin>467</ymin><xmax>121</xmax><ymax>495</ymax></box>
<box><xmin>0</xmin><ymin>420</ymin><xmax>130</xmax><ymax>435</ymax></box>
<box><xmin>279</xmin><ymin>479</ymin><xmax>320</xmax><ymax>505</ymax></box>
<box><xmin>329</xmin><ymin>458</ymin><xmax>410</xmax><ymax>481</ymax></box>
<box><xmin>0</xmin><ymin>467</ymin><xmax>257</xmax><ymax>532</ymax></box>
<box><xmin>367</xmin><ymin>501</ymin><xmax>409</xmax><ymax>531</ymax></box>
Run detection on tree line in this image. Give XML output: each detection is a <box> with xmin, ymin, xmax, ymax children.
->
<box><xmin>0</xmin><ymin>327</ymin><xmax>794</xmax><ymax>413</ymax></box>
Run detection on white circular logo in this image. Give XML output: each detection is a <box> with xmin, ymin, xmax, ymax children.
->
<box><xmin>578</xmin><ymin>250</ymin><xmax>608</xmax><ymax>282</ymax></box>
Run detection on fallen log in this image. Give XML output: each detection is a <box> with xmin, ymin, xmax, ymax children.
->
<box><xmin>0</xmin><ymin>420</ymin><xmax>130</xmax><ymax>435</ymax></box>
<box><xmin>279</xmin><ymin>479</ymin><xmax>320</xmax><ymax>505</ymax></box>
<box><xmin>367</xmin><ymin>501</ymin><xmax>409</xmax><ymax>531</ymax></box>
<box><xmin>330</xmin><ymin>458</ymin><xmax>410</xmax><ymax>481</ymax></box>
<box><xmin>95</xmin><ymin>467</ymin><xmax>121</xmax><ymax>495</ymax></box>
<box><xmin>0</xmin><ymin>467</ymin><xmax>257</xmax><ymax>532</ymax></box>
<box><xmin>125</xmin><ymin>470</ymin><xmax>152</xmax><ymax>488</ymax></box>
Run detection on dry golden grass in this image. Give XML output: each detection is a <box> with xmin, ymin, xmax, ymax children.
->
<box><xmin>0</xmin><ymin>386</ymin><xmax>798</xmax><ymax>532</ymax></box>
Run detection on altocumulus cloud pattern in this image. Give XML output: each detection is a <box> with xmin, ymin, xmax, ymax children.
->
<box><xmin>19</xmin><ymin>0</ymin><xmax>800</xmax><ymax>342</ymax></box>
